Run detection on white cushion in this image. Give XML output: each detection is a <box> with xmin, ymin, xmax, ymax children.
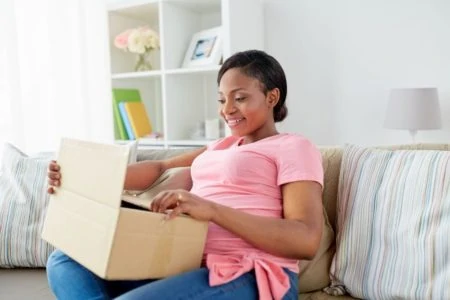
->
<box><xmin>0</xmin><ymin>143</ymin><xmax>55</xmax><ymax>267</ymax></box>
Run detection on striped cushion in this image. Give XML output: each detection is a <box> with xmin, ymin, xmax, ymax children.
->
<box><xmin>0</xmin><ymin>143</ymin><xmax>55</xmax><ymax>267</ymax></box>
<box><xmin>326</xmin><ymin>144</ymin><xmax>450</xmax><ymax>299</ymax></box>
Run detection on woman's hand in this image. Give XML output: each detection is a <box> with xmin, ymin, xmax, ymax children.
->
<box><xmin>150</xmin><ymin>190</ymin><xmax>217</xmax><ymax>222</ymax></box>
<box><xmin>47</xmin><ymin>160</ymin><xmax>61</xmax><ymax>194</ymax></box>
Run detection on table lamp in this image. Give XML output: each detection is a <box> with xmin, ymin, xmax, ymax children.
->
<box><xmin>383</xmin><ymin>87</ymin><xmax>442</xmax><ymax>143</ymax></box>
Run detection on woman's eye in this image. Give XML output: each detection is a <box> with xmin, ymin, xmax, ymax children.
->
<box><xmin>235</xmin><ymin>97</ymin><xmax>246</xmax><ymax>102</ymax></box>
<box><xmin>218</xmin><ymin>99</ymin><xmax>225</xmax><ymax>104</ymax></box>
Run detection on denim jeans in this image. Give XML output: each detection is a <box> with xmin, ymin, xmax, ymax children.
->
<box><xmin>46</xmin><ymin>249</ymin><xmax>299</xmax><ymax>300</ymax></box>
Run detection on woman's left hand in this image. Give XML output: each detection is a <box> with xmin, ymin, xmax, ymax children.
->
<box><xmin>150</xmin><ymin>190</ymin><xmax>217</xmax><ymax>222</ymax></box>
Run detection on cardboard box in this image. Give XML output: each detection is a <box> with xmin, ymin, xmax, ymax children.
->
<box><xmin>42</xmin><ymin>138</ymin><xmax>207</xmax><ymax>280</ymax></box>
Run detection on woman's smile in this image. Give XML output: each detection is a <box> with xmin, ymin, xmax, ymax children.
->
<box><xmin>226</xmin><ymin>118</ymin><xmax>245</xmax><ymax>127</ymax></box>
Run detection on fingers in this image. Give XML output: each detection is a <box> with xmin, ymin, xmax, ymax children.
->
<box><xmin>48</xmin><ymin>160</ymin><xmax>60</xmax><ymax>172</ymax></box>
<box><xmin>166</xmin><ymin>203</ymin><xmax>185</xmax><ymax>220</ymax></box>
<box><xmin>150</xmin><ymin>191</ymin><xmax>172</xmax><ymax>212</ymax></box>
<box><xmin>48</xmin><ymin>172</ymin><xmax>60</xmax><ymax>184</ymax></box>
<box><xmin>158</xmin><ymin>193</ymin><xmax>179</xmax><ymax>213</ymax></box>
<box><xmin>150</xmin><ymin>191</ymin><xmax>165</xmax><ymax>212</ymax></box>
<box><xmin>47</xmin><ymin>160</ymin><xmax>61</xmax><ymax>194</ymax></box>
<box><xmin>150</xmin><ymin>191</ymin><xmax>181</xmax><ymax>213</ymax></box>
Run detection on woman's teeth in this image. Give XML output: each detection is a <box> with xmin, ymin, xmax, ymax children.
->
<box><xmin>228</xmin><ymin>119</ymin><xmax>243</xmax><ymax>126</ymax></box>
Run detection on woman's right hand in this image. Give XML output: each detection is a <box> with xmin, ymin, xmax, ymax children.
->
<box><xmin>47</xmin><ymin>160</ymin><xmax>61</xmax><ymax>194</ymax></box>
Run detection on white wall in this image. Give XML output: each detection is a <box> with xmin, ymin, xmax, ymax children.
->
<box><xmin>265</xmin><ymin>0</ymin><xmax>450</xmax><ymax>146</ymax></box>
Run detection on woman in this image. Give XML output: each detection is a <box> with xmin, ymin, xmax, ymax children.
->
<box><xmin>46</xmin><ymin>50</ymin><xmax>324</xmax><ymax>300</ymax></box>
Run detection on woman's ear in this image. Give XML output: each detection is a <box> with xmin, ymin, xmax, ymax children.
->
<box><xmin>267</xmin><ymin>88</ymin><xmax>280</xmax><ymax>108</ymax></box>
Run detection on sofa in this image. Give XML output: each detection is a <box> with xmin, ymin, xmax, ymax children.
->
<box><xmin>1</xmin><ymin>142</ymin><xmax>449</xmax><ymax>300</ymax></box>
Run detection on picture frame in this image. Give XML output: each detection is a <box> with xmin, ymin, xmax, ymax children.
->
<box><xmin>182</xmin><ymin>26</ymin><xmax>223</xmax><ymax>68</ymax></box>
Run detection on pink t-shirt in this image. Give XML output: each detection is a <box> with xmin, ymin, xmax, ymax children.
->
<box><xmin>190</xmin><ymin>133</ymin><xmax>324</xmax><ymax>299</ymax></box>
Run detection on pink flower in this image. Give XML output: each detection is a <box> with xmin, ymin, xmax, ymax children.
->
<box><xmin>114</xmin><ymin>30</ymin><xmax>131</xmax><ymax>50</ymax></box>
<box><xmin>114</xmin><ymin>26</ymin><xmax>159</xmax><ymax>53</ymax></box>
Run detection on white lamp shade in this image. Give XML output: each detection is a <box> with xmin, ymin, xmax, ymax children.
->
<box><xmin>384</xmin><ymin>87</ymin><xmax>442</xmax><ymax>130</ymax></box>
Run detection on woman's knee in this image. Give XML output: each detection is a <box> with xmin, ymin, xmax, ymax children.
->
<box><xmin>47</xmin><ymin>249</ymin><xmax>70</xmax><ymax>269</ymax></box>
<box><xmin>46</xmin><ymin>249</ymin><xmax>75</xmax><ymax>283</ymax></box>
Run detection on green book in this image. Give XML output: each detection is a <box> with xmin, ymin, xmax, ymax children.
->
<box><xmin>112</xmin><ymin>89</ymin><xmax>142</xmax><ymax>140</ymax></box>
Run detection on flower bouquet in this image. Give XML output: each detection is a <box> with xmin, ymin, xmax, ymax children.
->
<box><xmin>114</xmin><ymin>27</ymin><xmax>160</xmax><ymax>72</ymax></box>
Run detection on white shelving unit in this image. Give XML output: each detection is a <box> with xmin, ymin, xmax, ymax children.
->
<box><xmin>107</xmin><ymin>0</ymin><xmax>264</xmax><ymax>148</ymax></box>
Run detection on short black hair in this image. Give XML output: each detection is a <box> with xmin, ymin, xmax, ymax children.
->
<box><xmin>217</xmin><ymin>50</ymin><xmax>288</xmax><ymax>122</ymax></box>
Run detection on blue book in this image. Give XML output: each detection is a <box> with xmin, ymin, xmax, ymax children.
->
<box><xmin>112</xmin><ymin>89</ymin><xmax>142</xmax><ymax>140</ymax></box>
<box><xmin>118</xmin><ymin>102</ymin><xmax>135</xmax><ymax>140</ymax></box>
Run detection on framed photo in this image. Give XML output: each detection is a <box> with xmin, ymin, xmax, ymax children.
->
<box><xmin>182</xmin><ymin>26</ymin><xmax>222</xmax><ymax>68</ymax></box>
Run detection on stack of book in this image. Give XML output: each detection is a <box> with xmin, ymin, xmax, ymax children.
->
<box><xmin>112</xmin><ymin>89</ymin><xmax>153</xmax><ymax>140</ymax></box>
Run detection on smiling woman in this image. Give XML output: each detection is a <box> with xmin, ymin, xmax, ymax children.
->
<box><xmin>46</xmin><ymin>50</ymin><xmax>325</xmax><ymax>300</ymax></box>
<box><xmin>0</xmin><ymin>0</ymin><xmax>112</xmax><ymax>155</ymax></box>
<box><xmin>217</xmin><ymin>51</ymin><xmax>288</xmax><ymax>144</ymax></box>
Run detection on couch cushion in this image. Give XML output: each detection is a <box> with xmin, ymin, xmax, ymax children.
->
<box><xmin>137</xmin><ymin>148</ymin><xmax>194</xmax><ymax>161</ymax></box>
<box><xmin>298</xmin><ymin>210</ymin><xmax>334</xmax><ymax>293</ymax></box>
<box><xmin>327</xmin><ymin>144</ymin><xmax>450</xmax><ymax>299</ymax></box>
<box><xmin>0</xmin><ymin>143</ymin><xmax>55</xmax><ymax>267</ymax></box>
<box><xmin>317</xmin><ymin>144</ymin><xmax>450</xmax><ymax>232</ymax></box>
<box><xmin>318</xmin><ymin>147</ymin><xmax>343</xmax><ymax>231</ymax></box>
<box><xmin>299</xmin><ymin>290</ymin><xmax>356</xmax><ymax>300</ymax></box>
<box><xmin>296</xmin><ymin>147</ymin><xmax>342</xmax><ymax>293</ymax></box>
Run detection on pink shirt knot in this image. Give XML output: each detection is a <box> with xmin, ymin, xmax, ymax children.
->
<box><xmin>207</xmin><ymin>253</ymin><xmax>291</xmax><ymax>300</ymax></box>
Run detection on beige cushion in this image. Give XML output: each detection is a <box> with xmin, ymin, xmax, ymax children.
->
<box><xmin>318</xmin><ymin>147</ymin><xmax>343</xmax><ymax>232</ymax></box>
<box><xmin>298</xmin><ymin>211</ymin><xmax>334</xmax><ymax>293</ymax></box>
<box><xmin>299</xmin><ymin>290</ymin><xmax>357</xmax><ymax>300</ymax></box>
<box><xmin>297</xmin><ymin>147</ymin><xmax>343</xmax><ymax>293</ymax></box>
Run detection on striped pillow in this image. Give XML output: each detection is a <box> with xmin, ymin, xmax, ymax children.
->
<box><xmin>0</xmin><ymin>143</ymin><xmax>55</xmax><ymax>267</ymax></box>
<box><xmin>326</xmin><ymin>144</ymin><xmax>450</xmax><ymax>299</ymax></box>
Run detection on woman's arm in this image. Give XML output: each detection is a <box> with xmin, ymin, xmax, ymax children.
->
<box><xmin>152</xmin><ymin>180</ymin><xmax>324</xmax><ymax>260</ymax></box>
<box><xmin>123</xmin><ymin>146</ymin><xmax>206</xmax><ymax>190</ymax></box>
<box><xmin>48</xmin><ymin>147</ymin><xmax>206</xmax><ymax>194</ymax></box>
<box><xmin>211</xmin><ymin>181</ymin><xmax>323</xmax><ymax>260</ymax></box>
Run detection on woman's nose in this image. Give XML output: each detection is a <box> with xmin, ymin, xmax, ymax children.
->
<box><xmin>222</xmin><ymin>100</ymin><xmax>236</xmax><ymax>114</ymax></box>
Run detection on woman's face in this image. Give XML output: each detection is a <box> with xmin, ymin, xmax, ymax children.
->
<box><xmin>218</xmin><ymin>68</ymin><xmax>278</xmax><ymax>139</ymax></box>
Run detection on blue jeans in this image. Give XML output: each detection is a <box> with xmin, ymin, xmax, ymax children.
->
<box><xmin>47</xmin><ymin>249</ymin><xmax>299</xmax><ymax>300</ymax></box>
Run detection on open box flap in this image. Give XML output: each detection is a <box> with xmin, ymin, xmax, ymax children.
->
<box><xmin>56</xmin><ymin>138</ymin><xmax>130</xmax><ymax>209</ymax></box>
